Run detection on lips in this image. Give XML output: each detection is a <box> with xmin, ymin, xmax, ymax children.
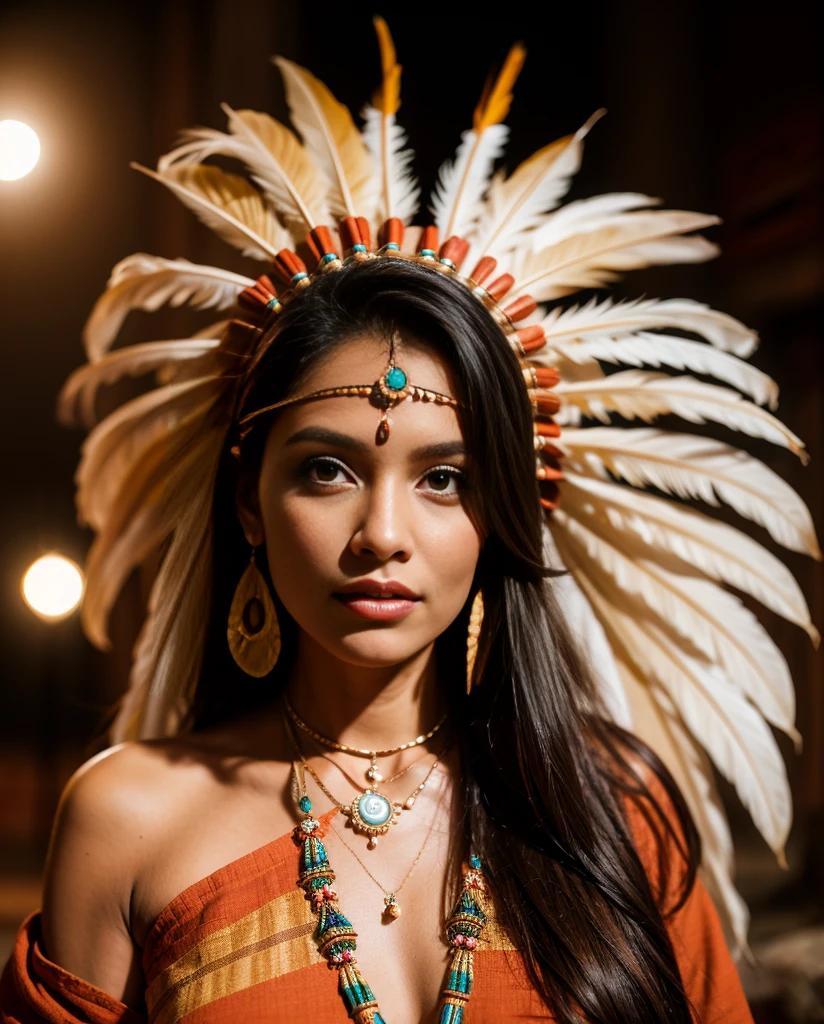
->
<box><xmin>332</xmin><ymin>579</ymin><xmax>421</xmax><ymax>622</ymax></box>
<box><xmin>334</xmin><ymin>579</ymin><xmax>421</xmax><ymax>600</ymax></box>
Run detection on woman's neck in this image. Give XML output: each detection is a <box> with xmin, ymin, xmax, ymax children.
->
<box><xmin>286</xmin><ymin>630</ymin><xmax>445</xmax><ymax>751</ymax></box>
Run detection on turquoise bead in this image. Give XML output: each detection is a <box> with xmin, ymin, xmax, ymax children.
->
<box><xmin>470</xmin><ymin>854</ymin><xmax>481</xmax><ymax>869</ymax></box>
<box><xmin>357</xmin><ymin>793</ymin><xmax>393</xmax><ymax>827</ymax></box>
<box><xmin>352</xmin><ymin>244</ymin><xmax>367</xmax><ymax>253</ymax></box>
<box><xmin>300</xmin><ymin>795</ymin><xmax>312</xmax><ymax>813</ymax></box>
<box><xmin>385</xmin><ymin>366</ymin><xmax>407</xmax><ymax>390</ymax></box>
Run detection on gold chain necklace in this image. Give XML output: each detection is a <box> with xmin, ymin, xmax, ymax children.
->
<box><xmin>328</xmin><ymin>789</ymin><xmax>442</xmax><ymax>920</ymax></box>
<box><xmin>284</xmin><ymin>714</ymin><xmax>447</xmax><ymax>848</ymax></box>
<box><xmin>283</xmin><ymin>690</ymin><xmax>448</xmax><ymax>786</ymax></box>
<box><xmin>318</xmin><ymin>744</ymin><xmax>432</xmax><ymax>789</ymax></box>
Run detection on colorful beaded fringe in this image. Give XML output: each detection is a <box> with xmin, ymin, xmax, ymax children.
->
<box><xmin>293</xmin><ymin>807</ymin><xmax>487</xmax><ymax>1023</ymax></box>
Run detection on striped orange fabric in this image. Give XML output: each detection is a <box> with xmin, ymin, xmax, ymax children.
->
<box><xmin>0</xmin><ymin>803</ymin><xmax>754</xmax><ymax>1022</ymax></box>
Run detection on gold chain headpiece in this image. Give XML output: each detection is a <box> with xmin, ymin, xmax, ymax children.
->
<box><xmin>236</xmin><ymin>327</ymin><xmax>466</xmax><ymax>448</ymax></box>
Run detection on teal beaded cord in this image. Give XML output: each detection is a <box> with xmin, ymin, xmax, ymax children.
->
<box><xmin>293</xmin><ymin>788</ymin><xmax>487</xmax><ymax>1023</ymax></box>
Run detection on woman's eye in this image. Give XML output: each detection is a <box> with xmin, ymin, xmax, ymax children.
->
<box><xmin>422</xmin><ymin>466</ymin><xmax>466</xmax><ymax>496</ymax></box>
<box><xmin>302</xmin><ymin>457</ymin><xmax>349</xmax><ymax>485</ymax></box>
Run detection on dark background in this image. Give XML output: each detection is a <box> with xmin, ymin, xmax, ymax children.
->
<box><xmin>0</xmin><ymin>0</ymin><xmax>822</xmax><ymax>1016</ymax></box>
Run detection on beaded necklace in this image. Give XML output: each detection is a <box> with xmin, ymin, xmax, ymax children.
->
<box><xmin>292</xmin><ymin>775</ymin><xmax>488</xmax><ymax>1023</ymax></box>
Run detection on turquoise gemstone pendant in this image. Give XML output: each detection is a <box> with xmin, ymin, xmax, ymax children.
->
<box><xmin>347</xmin><ymin>790</ymin><xmax>399</xmax><ymax>849</ymax></box>
<box><xmin>385</xmin><ymin>365</ymin><xmax>407</xmax><ymax>391</ymax></box>
<box><xmin>357</xmin><ymin>792</ymin><xmax>393</xmax><ymax>826</ymax></box>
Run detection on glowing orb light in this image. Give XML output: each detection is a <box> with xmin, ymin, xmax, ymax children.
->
<box><xmin>22</xmin><ymin>554</ymin><xmax>84</xmax><ymax>621</ymax></box>
<box><xmin>0</xmin><ymin>120</ymin><xmax>41</xmax><ymax>181</ymax></box>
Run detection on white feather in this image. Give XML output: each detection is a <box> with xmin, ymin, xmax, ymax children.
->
<box><xmin>469</xmin><ymin>110</ymin><xmax>605</xmax><ymax>260</ymax></box>
<box><xmin>361</xmin><ymin>104</ymin><xmax>420</xmax><ymax>224</ymax></box>
<box><xmin>157</xmin><ymin>126</ymin><xmax>231</xmax><ymax>171</ymax></box>
<box><xmin>532</xmin><ymin>192</ymin><xmax>661</xmax><ymax>250</ymax></box>
<box><xmin>555</xmin><ymin>370</ymin><xmax>806</xmax><ymax>457</ymax></box>
<box><xmin>83</xmin><ymin>255</ymin><xmax>251</xmax><ymax>362</ymax></box>
<box><xmin>76</xmin><ymin>377</ymin><xmax>219</xmax><ymax>530</ymax></box>
<box><xmin>555</xmin><ymin>504</ymin><xmax>799</xmax><ymax>738</ymax></box>
<box><xmin>432</xmin><ymin>124</ymin><xmax>509</xmax><ymax>241</ymax></box>
<box><xmin>557</xmin><ymin>426</ymin><xmax>822</xmax><ymax>559</ymax></box>
<box><xmin>560</xmin><ymin>472</ymin><xmax>817</xmax><ymax>642</ymax></box>
<box><xmin>556</xmin><ymin>527</ymin><xmax>792</xmax><ymax>855</ymax></box>
<box><xmin>541</xmin><ymin>297</ymin><xmax>759</xmax><ymax>358</ymax></box>
<box><xmin>111</xmin><ymin>428</ymin><xmax>223</xmax><ymax>740</ymax></box>
<box><xmin>637</xmin><ymin>619</ymin><xmax>791</xmax><ymax>856</ymax></box>
<box><xmin>542</xmin><ymin>523</ymin><xmax>633</xmax><ymax>727</ymax></box>
<box><xmin>59</xmin><ymin>338</ymin><xmax>220</xmax><ymax>428</ymax></box>
<box><xmin>511</xmin><ymin>209</ymin><xmax>720</xmax><ymax>302</ymax></box>
<box><xmin>540</xmin><ymin>331</ymin><xmax>777</xmax><ymax>409</ymax></box>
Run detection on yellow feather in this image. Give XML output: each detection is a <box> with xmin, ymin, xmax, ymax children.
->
<box><xmin>133</xmin><ymin>163</ymin><xmax>288</xmax><ymax>259</ymax></box>
<box><xmin>225</xmin><ymin>107</ymin><xmax>329</xmax><ymax>231</ymax></box>
<box><xmin>373</xmin><ymin>16</ymin><xmax>401</xmax><ymax>116</ymax></box>
<box><xmin>473</xmin><ymin>43</ymin><xmax>526</xmax><ymax>132</ymax></box>
<box><xmin>275</xmin><ymin>57</ymin><xmax>374</xmax><ymax>219</ymax></box>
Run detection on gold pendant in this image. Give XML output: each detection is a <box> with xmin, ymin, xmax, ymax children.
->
<box><xmin>383</xmin><ymin>894</ymin><xmax>402</xmax><ymax>919</ymax></box>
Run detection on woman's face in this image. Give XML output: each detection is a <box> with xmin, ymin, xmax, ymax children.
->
<box><xmin>238</xmin><ymin>334</ymin><xmax>483</xmax><ymax>668</ymax></box>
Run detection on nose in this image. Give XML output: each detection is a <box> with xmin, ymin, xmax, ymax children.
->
<box><xmin>349</xmin><ymin>472</ymin><xmax>412</xmax><ymax>563</ymax></box>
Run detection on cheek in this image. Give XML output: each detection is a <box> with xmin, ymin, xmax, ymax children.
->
<box><xmin>420</xmin><ymin>515</ymin><xmax>481</xmax><ymax>597</ymax></box>
<box><xmin>261</xmin><ymin>496</ymin><xmax>335</xmax><ymax>597</ymax></box>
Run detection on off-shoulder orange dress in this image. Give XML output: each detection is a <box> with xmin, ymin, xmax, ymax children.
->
<box><xmin>0</xmin><ymin>803</ymin><xmax>754</xmax><ymax>1023</ymax></box>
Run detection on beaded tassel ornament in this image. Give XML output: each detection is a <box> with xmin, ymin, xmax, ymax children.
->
<box><xmin>293</xmin><ymin>803</ymin><xmax>388</xmax><ymax>1024</ymax></box>
<box><xmin>440</xmin><ymin>855</ymin><xmax>488</xmax><ymax>1023</ymax></box>
<box><xmin>293</xmin><ymin>768</ymin><xmax>487</xmax><ymax>1022</ymax></box>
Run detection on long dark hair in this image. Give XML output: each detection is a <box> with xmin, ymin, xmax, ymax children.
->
<box><xmin>189</xmin><ymin>258</ymin><xmax>701</xmax><ymax>1023</ymax></box>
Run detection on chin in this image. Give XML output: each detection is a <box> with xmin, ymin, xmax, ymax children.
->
<box><xmin>328</xmin><ymin>632</ymin><xmax>436</xmax><ymax>668</ymax></box>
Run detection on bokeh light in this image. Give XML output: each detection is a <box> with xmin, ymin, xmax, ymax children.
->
<box><xmin>21</xmin><ymin>554</ymin><xmax>84</xmax><ymax>621</ymax></box>
<box><xmin>0</xmin><ymin>119</ymin><xmax>41</xmax><ymax>181</ymax></box>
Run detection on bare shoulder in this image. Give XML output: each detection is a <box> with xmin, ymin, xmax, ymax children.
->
<box><xmin>39</xmin><ymin>738</ymin><xmax>228</xmax><ymax>1006</ymax></box>
<box><xmin>40</xmin><ymin>706</ymin><xmax>297</xmax><ymax>1004</ymax></box>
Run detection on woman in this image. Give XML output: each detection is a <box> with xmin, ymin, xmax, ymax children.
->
<box><xmin>3</xmin><ymin>260</ymin><xmax>751</xmax><ymax>1023</ymax></box>
<box><xmin>3</xmin><ymin>19</ymin><xmax>813</xmax><ymax>1024</ymax></box>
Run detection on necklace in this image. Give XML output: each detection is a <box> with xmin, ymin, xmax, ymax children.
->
<box><xmin>319</xmin><ymin>744</ymin><xmax>433</xmax><ymax>789</ymax></box>
<box><xmin>299</xmin><ymin>760</ymin><xmax>440</xmax><ymax>920</ymax></box>
<box><xmin>284</xmin><ymin>713</ymin><xmax>447</xmax><ymax>848</ymax></box>
<box><xmin>291</xmin><ymin>768</ymin><xmax>488</xmax><ymax>1023</ymax></box>
<box><xmin>283</xmin><ymin>690</ymin><xmax>448</xmax><ymax>786</ymax></box>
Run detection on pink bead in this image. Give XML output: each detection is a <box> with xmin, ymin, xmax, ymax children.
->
<box><xmin>465</xmin><ymin>937</ymin><xmax>477</xmax><ymax>950</ymax></box>
<box><xmin>453</xmin><ymin>934</ymin><xmax>465</xmax><ymax>947</ymax></box>
<box><xmin>342</xmin><ymin>950</ymin><xmax>352</xmax><ymax>961</ymax></box>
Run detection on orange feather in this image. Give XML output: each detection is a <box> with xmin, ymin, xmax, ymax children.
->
<box><xmin>473</xmin><ymin>43</ymin><xmax>527</xmax><ymax>132</ymax></box>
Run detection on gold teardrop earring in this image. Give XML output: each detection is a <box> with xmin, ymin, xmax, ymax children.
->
<box><xmin>466</xmin><ymin>590</ymin><xmax>484</xmax><ymax>695</ymax></box>
<box><xmin>227</xmin><ymin>546</ymin><xmax>281</xmax><ymax>677</ymax></box>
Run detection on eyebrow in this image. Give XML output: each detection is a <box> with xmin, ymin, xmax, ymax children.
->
<box><xmin>283</xmin><ymin>426</ymin><xmax>466</xmax><ymax>461</ymax></box>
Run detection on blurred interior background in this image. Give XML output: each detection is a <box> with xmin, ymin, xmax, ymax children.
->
<box><xmin>0</xmin><ymin>0</ymin><xmax>821</xmax><ymax>1018</ymax></box>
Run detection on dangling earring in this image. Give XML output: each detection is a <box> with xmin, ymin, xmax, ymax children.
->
<box><xmin>227</xmin><ymin>546</ymin><xmax>281</xmax><ymax>677</ymax></box>
<box><xmin>466</xmin><ymin>590</ymin><xmax>484</xmax><ymax>695</ymax></box>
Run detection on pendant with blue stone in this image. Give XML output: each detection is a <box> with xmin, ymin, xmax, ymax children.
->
<box><xmin>346</xmin><ymin>789</ymin><xmax>400</xmax><ymax>849</ymax></box>
<box><xmin>369</xmin><ymin>360</ymin><xmax>410</xmax><ymax>446</ymax></box>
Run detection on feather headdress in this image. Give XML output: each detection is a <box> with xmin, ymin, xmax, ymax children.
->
<box><xmin>60</xmin><ymin>16</ymin><xmax>820</xmax><ymax>955</ymax></box>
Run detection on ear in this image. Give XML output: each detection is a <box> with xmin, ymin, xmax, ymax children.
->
<box><xmin>235</xmin><ymin>466</ymin><xmax>265</xmax><ymax>547</ymax></box>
